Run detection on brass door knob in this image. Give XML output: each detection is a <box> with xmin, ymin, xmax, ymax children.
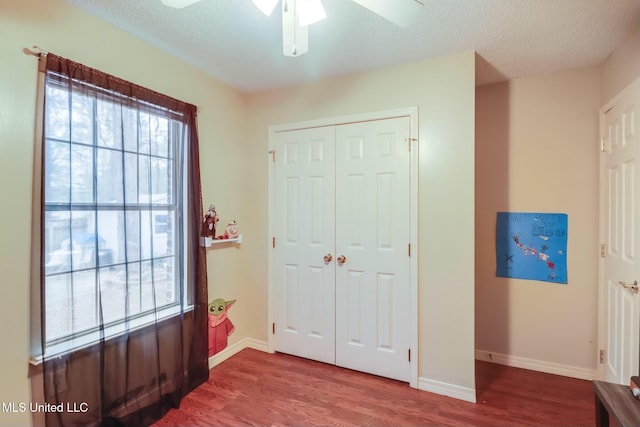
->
<box><xmin>337</xmin><ymin>255</ymin><xmax>347</xmax><ymax>264</ymax></box>
<box><xmin>618</xmin><ymin>280</ymin><xmax>639</xmax><ymax>294</ymax></box>
<box><xmin>323</xmin><ymin>254</ymin><xmax>333</xmax><ymax>263</ymax></box>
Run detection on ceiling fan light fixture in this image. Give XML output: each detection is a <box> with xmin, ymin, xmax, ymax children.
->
<box><xmin>159</xmin><ymin>0</ymin><xmax>421</xmax><ymax>58</ymax></box>
<box><xmin>296</xmin><ymin>0</ymin><xmax>326</xmax><ymax>26</ymax></box>
<box><xmin>160</xmin><ymin>0</ymin><xmax>201</xmax><ymax>9</ymax></box>
<box><xmin>251</xmin><ymin>0</ymin><xmax>279</xmax><ymax>16</ymax></box>
<box><xmin>351</xmin><ymin>0</ymin><xmax>423</xmax><ymax>27</ymax></box>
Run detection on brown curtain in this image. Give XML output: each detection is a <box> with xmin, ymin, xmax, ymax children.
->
<box><xmin>39</xmin><ymin>53</ymin><xmax>208</xmax><ymax>427</ymax></box>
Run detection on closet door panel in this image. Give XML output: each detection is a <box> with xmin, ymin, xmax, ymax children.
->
<box><xmin>273</xmin><ymin>126</ymin><xmax>336</xmax><ymax>364</ymax></box>
<box><xmin>335</xmin><ymin>117</ymin><xmax>411</xmax><ymax>382</ymax></box>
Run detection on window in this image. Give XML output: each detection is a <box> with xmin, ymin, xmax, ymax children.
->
<box><xmin>42</xmin><ymin>70</ymin><xmax>188</xmax><ymax>350</ymax></box>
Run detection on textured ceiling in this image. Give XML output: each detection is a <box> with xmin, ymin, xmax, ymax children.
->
<box><xmin>65</xmin><ymin>0</ymin><xmax>640</xmax><ymax>93</ymax></box>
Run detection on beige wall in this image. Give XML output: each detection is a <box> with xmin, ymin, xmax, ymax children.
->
<box><xmin>601</xmin><ymin>26</ymin><xmax>640</xmax><ymax>103</ymax></box>
<box><xmin>0</xmin><ymin>1</ymin><xmax>252</xmax><ymax>425</ymax></box>
<box><xmin>474</xmin><ymin>24</ymin><xmax>640</xmax><ymax>378</ymax></box>
<box><xmin>475</xmin><ymin>67</ymin><xmax>601</xmax><ymax>374</ymax></box>
<box><xmin>246</xmin><ymin>52</ymin><xmax>477</xmax><ymax>395</ymax></box>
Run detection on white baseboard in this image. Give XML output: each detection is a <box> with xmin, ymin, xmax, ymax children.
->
<box><xmin>475</xmin><ymin>349</ymin><xmax>597</xmax><ymax>381</ymax></box>
<box><xmin>418</xmin><ymin>377</ymin><xmax>477</xmax><ymax>403</ymax></box>
<box><xmin>208</xmin><ymin>337</ymin><xmax>271</xmax><ymax>369</ymax></box>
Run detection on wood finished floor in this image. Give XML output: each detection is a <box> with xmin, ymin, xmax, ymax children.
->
<box><xmin>153</xmin><ymin>348</ymin><xmax>594</xmax><ymax>427</ymax></box>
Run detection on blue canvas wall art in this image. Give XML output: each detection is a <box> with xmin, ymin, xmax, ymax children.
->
<box><xmin>495</xmin><ymin>212</ymin><xmax>568</xmax><ymax>284</ymax></box>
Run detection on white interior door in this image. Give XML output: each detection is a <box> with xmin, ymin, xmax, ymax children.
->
<box><xmin>601</xmin><ymin>79</ymin><xmax>640</xmax><ymax>384</ymax></box>
<box><xmin>334</xmin><ymin>118</ymin><xmax>411</xmax><ymax>382</ymax></box>
<box><xmin>273</xmin><ymin>126</ymin><xmax>336</xmax><ymax>364</ymax></box>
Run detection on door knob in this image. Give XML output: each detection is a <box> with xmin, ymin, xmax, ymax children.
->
<box><xmin>337</xmin><ymin>255</ymin><xmax>347</xmax><ymax>264</ymax></box>
<box><xmin>323</xmin><ymin>254</ymin><xmax>333</xmax><ymax>263</ymax></box>
<box><xmin>618</xmin><ymin>280</ymin><xmax>639</xmax><ymax>294</ymax></box>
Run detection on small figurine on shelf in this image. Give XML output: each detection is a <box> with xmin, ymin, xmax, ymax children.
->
<box><xmin>201</xmin><ymin>204</ymin><xmax>220</xmax><ymax>239</ymax></box>
<box><xmin>225</xmin><ymin>220</ymin><xmax>239</xmax><ymax>239</ymax></box>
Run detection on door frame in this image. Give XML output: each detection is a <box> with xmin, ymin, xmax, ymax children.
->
<box><xmin>267</xmin><ymin>107</ymin><xmax>419</xmax><ymax>388</ymax></box>
<box><xmin>597</xmin><ymin>77</ymin><xmax>640</xmax><ymax>381</ymax></box>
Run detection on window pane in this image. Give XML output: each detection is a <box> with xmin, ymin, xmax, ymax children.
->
<box><xmin>69</xmin><ymin>211</ymin><xmax>97</xmax><ymax>271</ymax></box>
<box><xmin>151</xmin><ymin>211</ymin><xmax>174</xmax><ymax>258</ymax></box>
<box><xmin>125</xmin><ymin>211</ymin><xmax>141</xmax><ymax>262</ymax></box>
<box><xmin>140</xmin><ymin>259</ymin><xmax>176</xmax><ymax>312</ymax></box>
<box><xmin>44</xmin><ymin>140</ymin><xmax>70</xmax><ymax>203</ymax></box>
<box><xmin>71</xmin><ymin>143</ymin><xmax>94</xmax><ymax>203</ymax></box>
<box><xmin>45</xmin><ymin>272</ymin><xmax>72</xmax><ymax>341</ymax></box>
<box><xmin>123</xmin><ymin>106</ymin><xmax>138</xmax><ymax>153</ymax></box>
<box><xmin>141</xmin><ymin>211</ymin><xmax>153</xmax><ymax>260</ymax></box>
<box><xmin>70</xmin><ymin>91</ymin><xmax>93</xmax><ymax>145</ymax></box>
<box><xmin>150</xmin><ymin>116</ymin><xmax>169</xmax><ymax>157</ymax></box>
<box><xmin>139</xmin><ymin>155</ymin><xmax>151</xmax><ymax>203</ymax></box>
<box><xmin>152</xmin><ymin>157</ymin><xmax>171</xmax><ymax>202</ymax></box>
<box><xmin>127</xmin><ymin>262</ymin><xmax>141</xmax><ymax>315</ymax></box>
<box><xmin>44</xmin><ymin>211</ymin><xmax>98</xmax><ymax>273</ymax></box>
<box><xmin>45</xmin><ymin>270</ymin><xmax>98</xmax><ymax>341</ymax></box>
<box><xmin>72</xmin><ymin>270</ymin><xmax>98</xmax><ymax>332</ymax></box>
<box><xmin>155</xmin><ymin>257</ymin><xmax>176</xmax><ymax>306</ymax></box>
<box><xmin>97</xmin><ymin>99</ymin><xmax>123</xmax><ymax>149</ymax></box>
<box><xmin>45</xmin><ymin>211</ymin><xmax>71</xmax><ymax>274</ymax></box>
<box><xmin>97</xmin><ymin>210</ymin><xmax>122</xmax><ymax>267</ymax></box>
<box><xmin>45</xmin><ymin>85</ymin><xmax>70</xmax><ymax>141</ymax></box>
<box><xmin>124</xmin><ymin>153</ymin><xmax>139</xmax><ymax>203</ymax></box>
<box><xmin>99</xmin><ymin>265</ymin><xmax>126</xmax><ymax>323</ymax></box>
<box><xmin>97</xmin><ymin>148</ymin><xmax>124</xmax><ymax>204</ymax></box>
<box><xmin>138</xmin><ymin>112</ymin><xmax>151</xmax><ymax>155</ymax></box>
<box><xmin>140</xmin><ymin>260</ymin><xmax>154</xmax><ymax>312</ymax></box>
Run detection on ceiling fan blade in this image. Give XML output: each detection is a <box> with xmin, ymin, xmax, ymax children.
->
<box><xmin>297</xmin><ymin>0</ymin><xmax>326</xmax><ymax>26</ymax></box>
<box><xmin>252</xmin><ymin>0</ymin><xmax>279</xmax><ymax>16</ymax></box>
<box><xmin>160</xmin><ymin>0</ymin><xmax>201</xmax><ymax>9</ymax></box>
<box><xmin>351</xmin><ymin>0</ymin><xmax>423</xmax><ymax>27</ymax></box>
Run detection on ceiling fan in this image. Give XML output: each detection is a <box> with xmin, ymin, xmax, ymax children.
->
<box><xmin>160</xmin><ymin>0</ymin><xmax>424</xmax><ymax>57</ymax></box>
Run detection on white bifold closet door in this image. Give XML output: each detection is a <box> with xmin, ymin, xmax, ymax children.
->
<box><xmin>273</xmin><ymin>116</ymin><xmax>411</xmax><ymax>382</ymax></box>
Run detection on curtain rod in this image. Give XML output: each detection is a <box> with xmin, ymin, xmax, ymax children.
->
<box><xmin>24</xmin><ymin>45</ymin><xmax>202</xmax><ymax>112</ymax></box>
<box><xmin>26</xmin><ymin>46</ymin><xmax>48</xmax><ymax>73</ymax></box>
<box><xmin>25</xmin><ymin>45</ymin><xmax>48</xmax><ymax>58</ymax></box>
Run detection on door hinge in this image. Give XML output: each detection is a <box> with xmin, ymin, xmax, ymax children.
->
<box><xmin>408</xmin><ymin>243</ymin><xmax>411</xmax><ymax>257</ymax></box>
<box><xmin>269</xmin><ymin>150</ymin><xmax>276</xmax><ymax>162</ymax></box>
<box><xmin>600</xmin><ymin>138</ymin><xmax>607</xmax><ymax>152</ymax></box>
<box><xmin>272</xmin><ymin>323</ymin><xmax>276</xmax><ymax>334</ymax></box>
<box><xmin>406</xmin><ymin>137</ymin><xmax>417</xmax><ymax>152</ymax></box>
<box><xmin>408</xmin><ymin>348</ymin><xmax>411</xmax><ymax>362</ymax></box>
<box><xmin>272</xmin><ymin>237</ymin><xmax>276</xmax><ymax>248</ymax></box>
<box><xmin>599</xmin><ymin>349</ymin><xmax>605</xmax><ymax>364</ymax></box>
<box><xmin>600</xmin><ymin>243</ymin><xmax>606</xmax><ymax>258</ymax></box>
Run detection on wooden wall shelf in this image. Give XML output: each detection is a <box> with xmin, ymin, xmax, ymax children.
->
<box><xmin>202</xmin><ymin>235</ymin><xmax>242</xmax><ymax>247</ymax></box>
